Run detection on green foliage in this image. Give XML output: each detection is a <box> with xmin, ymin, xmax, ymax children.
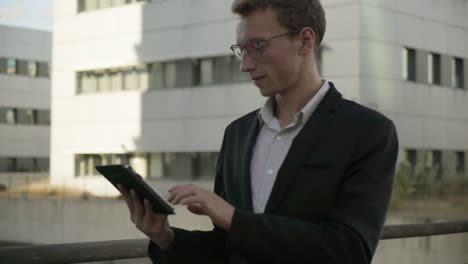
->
<box><xmin>390</xmin><ymin>161</ymin><xmax>444</xmax><ymax>208</ymax></box>
<box><xmin>411</xmin><ymin>162</ymin><xmax>442</xmax><ymax>197</ymax></box>
<box><xmin>390</xmin><ymin>159</ymin><xmax>468</xmax><ymax>213</ymax></box>
<box><xmin>390</xmin><ymin>161</ymin><xmax>412</xmax><ymax>208</ymax></box>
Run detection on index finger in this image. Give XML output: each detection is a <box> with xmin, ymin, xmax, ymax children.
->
<box><xmin>168</xmin><ymin>184</ymin><xmax>188</xmax><ymax>193</ymax></box>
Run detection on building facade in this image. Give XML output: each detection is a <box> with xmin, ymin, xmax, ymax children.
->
<box><xmin>0</xmin><ymin>25</ymin><xmax>51</xmax><ymax>189</ymax></box>
<box><xmin>51</xmin><ymin>0</ymin><xmax>468</xmax><ymax>195</ymax></box>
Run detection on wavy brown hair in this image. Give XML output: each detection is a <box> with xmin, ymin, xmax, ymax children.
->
<box><xmin>232</xmin><ymin>0</ymin><xmax>326</xmax><ymax>50</ymax></box>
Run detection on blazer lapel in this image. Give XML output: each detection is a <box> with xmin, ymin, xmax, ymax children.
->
<box><xmin>237</xmin><ymin>112</ymin><xmax>261</xmax><ymax>211</ymax></box>
<box><xmin>265</xmin><ymin>83</ymin><xmax>342</xmax><ymax>212</ymax></box>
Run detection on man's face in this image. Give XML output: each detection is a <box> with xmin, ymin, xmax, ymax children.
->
<box><xmin>236</xmin><ymin>7</ymin><xmax>303</xmax><ymax>97</ymax></box>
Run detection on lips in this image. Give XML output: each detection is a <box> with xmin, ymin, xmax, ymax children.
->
<box><xmin>252</xmin><ymin>75</ymin><xmax>266</xmax><ymax>81</ymax></box>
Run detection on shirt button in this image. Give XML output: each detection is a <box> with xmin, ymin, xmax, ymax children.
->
<box><xmin>276</xmin><ymin>135</ymin><xmax>282</xmax><ymax>140</ymax></box>
<box><xmin>267</xmin><ymin>169</ymin><xmax>273</xmax><ymax>175</ymax></box>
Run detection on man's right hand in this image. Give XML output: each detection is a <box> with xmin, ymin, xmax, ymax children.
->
<box><xmin>117</xmin><ymin>185</ymin><xmax>174</xmax><ymax>250</ymax></box>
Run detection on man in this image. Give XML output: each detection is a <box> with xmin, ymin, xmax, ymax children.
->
<box><xmin>119</xmin><ymin>0</ymin><xmax>399</xmax><ymax>263</ymax></box>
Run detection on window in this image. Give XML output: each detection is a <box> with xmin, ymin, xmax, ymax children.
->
<box><xmin>16</xmin><ymin>60</ymin><xmax>28</xmax><ymax>75</ymax></box>
<box><xmin>78</xmin><ymin>65</ymin><xmax>152</xmax><ymax>94</ymax></box>
<box><xmin>456</xmin><ymin>152</ymin><xmax>465</xmax><ymax>174</ymax></box>
<box><xmin>17</xmin><ymin>109</ymin><xmax>37</xmax><ymax>124</ymax></box>
<box><xmin>426</xmin><ymin>150</ymin><xmax>442</xmax><ymax>179</ymax></box>
<box><xmin>27</xmin><ymin>61</ymin><xmax>38</xmax><ymax>77</ymax></box>
<box><xmin>162</xmin><ymin>153</ymin><xmax>181</xmax><ymax>179</ymax></box>
<box><xmin>0</xmin><ymin>158</ymin><xmax>15</xmax><ymax>172</ymax></box>
<box><xmin>1</xmin><ymin>108</ymin><xmax>47</xmax><ymax>125</ymax></box>
<box><xmin>452</xmin><ymin>57</ymin><xmax>464</xmax><ymax>89</ymax></box>
<box><xmin>123</xmin><ymin>67</ymin><xmax>138</xmax><ymax>90</ymax></box>
<box><xmin>77</xmin><ymin>73</ymin><xmax>84</xmax><ymax>93</ymax></box>
<box><xmin>114</xmin><ymin>0</ymin><xmax>126</xmax><ymax>6</ymax></box>
<box><xmin>99</xmin><ymin>0</ymin><xmax>112</xmax><ymax>8</ymax></box>
<box><xmin>75</xmin><ymin>54</ymin><xmax>254</xmax><ymax>94</ymax></box>
<box><xmin>6</xmin><ymin>109</ymin><xmax>17</xmax><ymax>124</ymax></box>
<box><xmin>427</xmin><ymin>53</ymin><xmax>441</xmax><ymax>85</ymax></box>
<box><xmin>77</xmin><ymin>0</ymin><xmax>86</xmax><ymax>12</ymax></box>
<box><xmin>97</xmin><ymin>71</ymin><xmax>110</xmax><ymax>92</ymax></box>
<box><xmin>75</xmin><ymin>152</ymin><xmax>218</xmax><ymax>179</ymax></box>
<box><xmin>192</xmin><ymin>152</ymin><xmax>218</xmax><ymax>179</ymax></box>
<box><xmin>85</xmin><ymin>0</ymin><xmax>98</xmax><ymax>11</ymax></box>
<box><xmin>36</xmin><ymin>158</ymin><xmax>49</xmax><ymax>172</ymax></box>
<box><xmin>91</xmin><ymin>154</ymin><xmax>102</xmax><ymax>171</ymax></box>
<box><xmin>117</xmin><ymin>153</ymin><xmax>133</xmax><ymax>165</ymax></box>
<box><xmin>159</xmin><ymin>152</ymin><xmax>219</xmax><ymax>179</ymax></box>
<box><xmin>82</xmin><ymin>72</ymin><xmax>98</xmax><ymax>93</ymax></box>
<box><xmin>405</xmin><ymin>149</ymin><xmax>417</xmax><ymax>171</ymax></box>
<box><xmin>197</xmin><ymin>56</ymin><xmax>249</xmax><ymax>86</ymax></box>
<box><xmin>16</xmin><ymin>158</ymin><xmax>35</xmax><ymax>172</ymax></box>
<box><xmin>78</xmin><ymin>0</ymin><xmax>143</xmax><ymax>13</ymax></box>
<box><xmin>402</xmin><ymin>48</ymin><xmax>416</xmax><ymax>81</ymax></box>
<box><xmin>0</xmin><ymin>108</ymin><xmax>8</xmax><ymax>123</ymax></box>
<box><xmin>26</xmin><ymin>110</ymin><xmax>37</xmax><ymax>124</ymax></box>
<box><xmin>0</xmin><ymin>158</ymin><xmax>44</xmax><ymax>172</ymax></box>
<box><xmin>136</xmin><ymin>65</ymin><xmax>149</xmax><ymax>90</ymax></box>
<box><xmin>75</xmin><ymin>154</ymin><xmax>86</xmax><ymax>176</ymax></box>
<box><xmin>100</xmin><ymin>154</ymin><xmax>112</xmax><ymax>166</ymax></box>
<box><xmin>37</xmin><ymin>110</ymin><xmax>51</xmax><ymax>125</ymax></box>
<box><xmin>161</xmin><ymin>153</ymin><xmax>194</xmax><ymax>179</ymax></box>
<box><xmin>0</xmin><ymin>58</ymin><xmax>7</xmax><ymax>73</ymax></box>
<box><xmin>148</xmin><ymin>153</ymin><xmax>164</xmax><ymax>178</ymax></box>
<box><xmin>109</xmin><ymin>70</ymin><xmax>123</xmax><ymax>91</ymax></box>
<box><xmin>37</xmin><ymin>62</ymin><xmax>49</xmax><ymax>78</ymax></box>
<box><xmin>151</xmin><ymin>63</ymin><xmax>164</xmax><ymax>90</ymax></box>
<box><xmin>432</xmin><ymin>150</ymin><xmax>442</xmax><ymax>168</ymax></box>
<box><xmin>174</xmin><ymin>60</ymin><xmax>195</xmax><ymax>87</ymax></box>
<box><xmin>7</xmin><ymin>59</ymin><xmax>16</xmax><ymax>74</ymax></box>
<box><xmin>214</xmin><ymin>56</ymin><xmax>232</xmax><ymax>84</ymax></box>
<box><xmin>0</xmin><ymin>158</ymin><xmax>9</xmax><ymax>172</ymax></box>
<box><xmin>199</xmin><ymin>58</ymin><xmax>214</xmax><ymax>85</ymax></box>
<box><xmin>164</xmin><ymin>62</ymin><xmax>177</xmax><ymax>88</ymax></box>
<box><xmin>231</xmin><ymin>55</ymin><xmax>249</xmax><ymax>83</ymax></box>
<box><xmin>75</xmin><ymin>154</ymin><xmax>132</xmax><ymax>176</ymax></box>
<box><xmin>84</xmin><ymin>154</ymin><xmax>101</xmax><ymax>176</ymax></box>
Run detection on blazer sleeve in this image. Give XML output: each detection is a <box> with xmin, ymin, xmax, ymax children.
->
<box><xmin>148</xmin><ymin>130</ymin><xmax>229</xmax><ymax>264</ymax></box>
<box><xmin>224</xmin><ymin>117</ymin><xmax>399</xmax><ymax>264</ymax></box>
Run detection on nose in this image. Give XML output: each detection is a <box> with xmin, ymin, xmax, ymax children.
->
<box><xmin>240</xmin><ymin>51</ymin><xmax>256</xmax><ymax>73</ymax></box>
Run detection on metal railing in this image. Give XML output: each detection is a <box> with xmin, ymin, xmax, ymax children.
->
<box><xmin>1</xmin><ymin>220</ymin><xmax>468</xmax><ymax>264</ymax></box>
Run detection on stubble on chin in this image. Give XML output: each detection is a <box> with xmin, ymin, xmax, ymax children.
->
<box><xmin>258</xmin><ymin>86</ymin><xmax>274</xmax><ymax>97</ymax></box>
<box><xmin>261</xmin><ymin>85</ymin><xmax>279</xmax><ymax>98</ymax></box>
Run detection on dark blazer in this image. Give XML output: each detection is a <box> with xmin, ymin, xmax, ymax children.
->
<box><xmin>148</xmin><ymin>82</ymin><xmax>399</xmax><ymax>264</ymax></box>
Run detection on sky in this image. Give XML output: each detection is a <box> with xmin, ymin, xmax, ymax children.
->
<box><xmin>0</xmin><ymin>0</ymin><xmax>52</xmax><ymax>31</ymax></box>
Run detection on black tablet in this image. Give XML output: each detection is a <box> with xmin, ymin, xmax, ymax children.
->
<box><xmin>95</xmin><ymin>164</ymin><xmax>175</xmax><ymax>215</ymax></box>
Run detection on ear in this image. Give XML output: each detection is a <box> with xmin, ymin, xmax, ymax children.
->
<box><xmin>298</xmin><ymin>27</ymin><xmax>316</xmax><ymax>55</ymax></box>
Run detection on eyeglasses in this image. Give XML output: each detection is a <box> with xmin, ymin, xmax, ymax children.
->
<box><xmin>230</xmin><ymin>30</ymin><xmax>299</xmax><ymax>60</ymax></box>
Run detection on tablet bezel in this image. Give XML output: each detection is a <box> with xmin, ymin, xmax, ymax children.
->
<box><xmin>95</xmin><ymin>164</ymin><xmax>175</xmax><ymax>215</ymax></box>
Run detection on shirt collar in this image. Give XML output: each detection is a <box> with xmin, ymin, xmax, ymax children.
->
<box><xmin>257</xmin><ymin>80</ymin><xmax>330</xmax><ymax>126</ymax></box>
<box><xmin>299</xmin><ymin>80</ymin><xmax>330</xmax><ymax>124</ymax></box>
<box><xmin>258</xmin><ymin>96</ymin><xmax>275</xmax><ymax>126</ymax></box>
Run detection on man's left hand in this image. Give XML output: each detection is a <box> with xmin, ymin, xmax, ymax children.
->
<box><xmin>167</xmin><ymin>184</ymin><xmax>234</xmax><ymax>231</ymax></box>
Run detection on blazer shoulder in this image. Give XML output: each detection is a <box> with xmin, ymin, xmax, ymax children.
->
<box><xmin>339</xmin><ymin>99</ymin><xmax>396</xmax><ymax>132</ymax></box>
<box><xmin>326</xmin><ymin>82</ymin><xmax>394</xmax><ymax>131</ymax></box>
<box><xmin>340</xmin><ymin>99</ymin><xmax>393</xmax><ymax>124</ymax></box>
<box><xmin>225</xmin><ymin>108</ymin><xmax>260</xmax><ymax>131</ymax></box>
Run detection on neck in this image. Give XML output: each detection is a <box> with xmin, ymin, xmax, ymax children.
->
<box><xmin>274</xmin><ymin>64</ymin><xmax>322</xmax><ymax>127</ymax></box>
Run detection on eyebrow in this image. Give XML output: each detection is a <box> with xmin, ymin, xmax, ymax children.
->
<box><xmin>236</xmin><ymin>37</ymin><xmax>266</xmax><ymax>45</ymax></box>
